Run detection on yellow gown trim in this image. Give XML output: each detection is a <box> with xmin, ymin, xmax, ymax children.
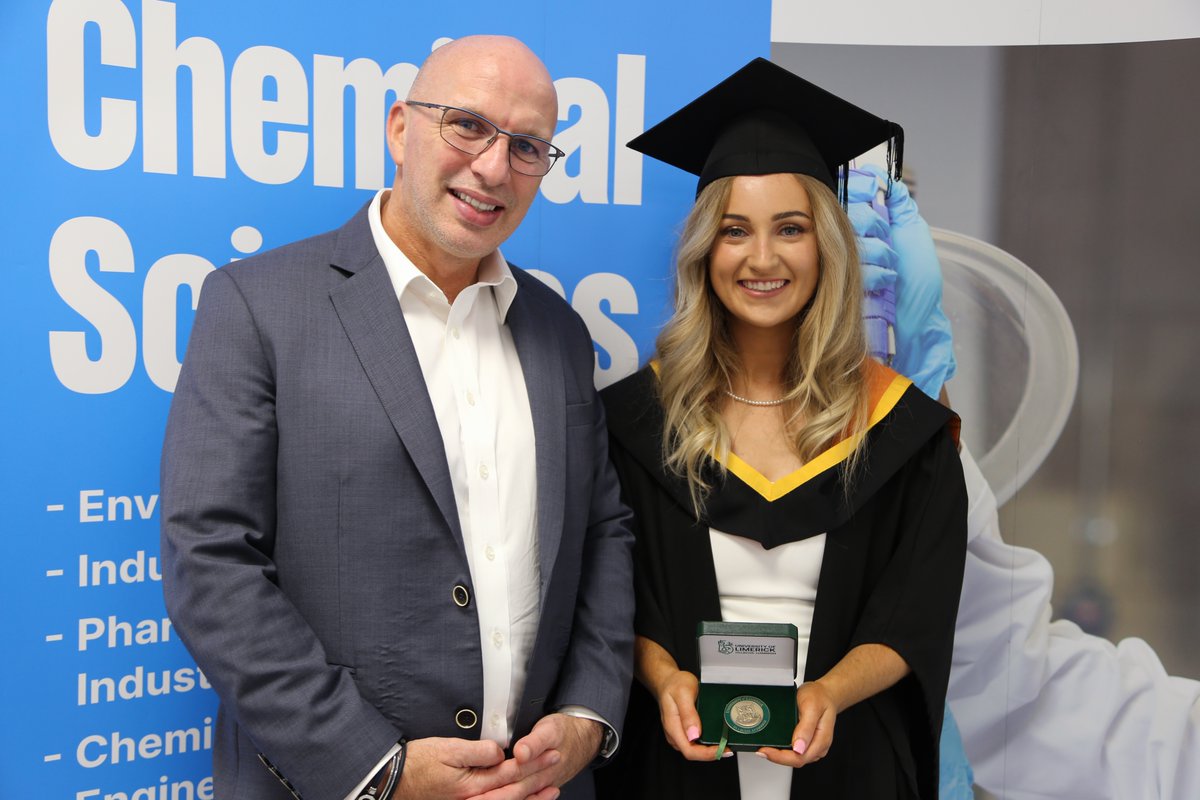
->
<box><xmin>720</xmin><ymin>370</ymin><xmax>912</xmax><ymax>502</ymax></box>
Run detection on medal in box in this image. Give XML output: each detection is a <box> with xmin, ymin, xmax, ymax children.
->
<box><xmin>696</xmin><ymin>621</ymin><xmax>798</xmax><ymax>751</ymax></box>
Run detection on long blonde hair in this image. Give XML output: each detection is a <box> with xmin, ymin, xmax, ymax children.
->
<box><xmin>656</xmin><ymin>173</ymin><xmax>870</xmax><ymax>514</ymax></box>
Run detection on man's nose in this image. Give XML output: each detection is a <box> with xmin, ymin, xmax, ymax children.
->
<box><xmin>471</xmin><ymin>137</ymin><xmax>512</xmax><ymax>186</ymax></box>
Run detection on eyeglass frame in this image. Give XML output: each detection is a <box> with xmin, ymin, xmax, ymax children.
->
<box><xmin>406</xmin><ymin>100</ymin><xmax>565</xmax><ymax>177</ymax></box>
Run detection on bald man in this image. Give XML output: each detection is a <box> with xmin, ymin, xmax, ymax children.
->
<box><xmin>161</xmin><ymin>36</ymin><xmax>634</xmax><ymax>800</ymax></box>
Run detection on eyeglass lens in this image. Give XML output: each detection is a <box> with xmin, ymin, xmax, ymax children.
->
<box><xmin>440</xmin><ymin>108</ymin><xmax>556</xmax><ymax>175</ymax></box>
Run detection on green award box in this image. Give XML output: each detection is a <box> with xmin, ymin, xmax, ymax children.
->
<box><xmin>696</xmin><ymin>621</ymin><xmax>798</xmax><ymax>751</ymax></box>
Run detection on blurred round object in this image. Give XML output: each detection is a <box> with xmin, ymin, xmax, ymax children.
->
<box><xmin>933</xmin><ymin>228</ymin><xmax>1078</xmax><ymax>506</ymax></box>
<box><xmin>1061</xmin><ymin>579</ymin><xmax>1116</xmax><ymax>637</ymax></box>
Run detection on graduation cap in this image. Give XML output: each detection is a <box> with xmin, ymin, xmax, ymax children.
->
<box><xmin>627</xmin><ymin>57</ymin><xmax>903</xmax><ymax>201</ymax></box>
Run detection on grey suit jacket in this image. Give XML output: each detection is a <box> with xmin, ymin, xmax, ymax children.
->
<box><xmin>160</xmin><ymin>203</ymin><xmax>635</xmax><ymax>800</ymax></box>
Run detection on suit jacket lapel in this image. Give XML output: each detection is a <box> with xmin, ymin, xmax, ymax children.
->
<box><xmin>507</xmin><ymin>273</ymin><xmax>567</xmax><ymax>604</ymax></box>
<box><xmin>326</xmin><ymin>205</ymin><xmax>464</xmax><ymax>547</ymax></box>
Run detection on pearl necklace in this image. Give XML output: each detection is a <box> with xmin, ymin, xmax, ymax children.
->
<box><xmin>723</xmin><ymin>389</ymin><xmax>788</xmax><ymax>407</ymax></box>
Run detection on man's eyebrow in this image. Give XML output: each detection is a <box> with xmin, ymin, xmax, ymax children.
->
<box><xmin>457</xmin><ymin>105</ymin><xmax>551</xmax><ymax>139</ymax></box>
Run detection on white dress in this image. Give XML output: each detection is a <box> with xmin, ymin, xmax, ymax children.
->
<box><xmin>709</xmin><ymin>527</ymin><xmax>827</xmax><ymax>800</ymax></box>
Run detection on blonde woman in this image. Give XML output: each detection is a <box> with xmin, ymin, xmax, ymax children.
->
<box><xmin>596</xmin><ymin>60</ymin><xmax>966</xmax><ymax>800</ymax></box>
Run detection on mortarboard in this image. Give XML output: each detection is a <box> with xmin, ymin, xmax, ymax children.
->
<box><xmin>627</xmin><ymin>57</ymin><xmax>903</xmax><ymax>201</ymax></box>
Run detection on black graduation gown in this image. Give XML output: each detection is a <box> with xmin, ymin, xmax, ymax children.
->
<box><xmin>595</xmin><ymin>363</ymin><xmax>967</xmax><ymax>800</ymax></box>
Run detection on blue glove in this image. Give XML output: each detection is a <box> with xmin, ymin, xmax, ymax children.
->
<box><xmin>938</xmin><ymin>705</ymin><xmax>975</xmax><ymax>800</ymax></box>
<box><xmin>849</xmin><ymin>164</ymin><xmax>956</xmax><ymax>399</ymax></box>
<box><xmin>847</xmin><ymin>171</ymin><xmax>899</xmax><ymax>365</ymax></box>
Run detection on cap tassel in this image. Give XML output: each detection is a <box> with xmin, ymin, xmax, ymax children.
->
<box><xmin>886</xmin><ymin>123</ymin><xmax>905</xmax><ymax>196</ymax></box>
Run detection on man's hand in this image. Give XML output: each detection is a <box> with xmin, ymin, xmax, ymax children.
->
<box><xmin>393</xmin><ymin>736</ymin><xmax>560</xmax><ymax>800</ymax></box>
<box><xmin>504</xmin><ymin>713</ymin><xmax>602</xmax><ymax>798</ymax></box>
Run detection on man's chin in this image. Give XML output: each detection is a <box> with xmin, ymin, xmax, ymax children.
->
<box><xmin>441</xmin><ymin>225</ymin><xmax>511</xmax><ymax>260</ymax></box>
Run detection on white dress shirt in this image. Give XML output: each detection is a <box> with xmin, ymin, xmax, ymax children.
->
<box><xmin>347</xmin><ymin>191</ymin><xmax>610</xmax><ymax>799</ymax></box>
<box><xmin>369</xmin><ymin>188</ymin><xmax>540</xmax><ymax>746</ymax></box>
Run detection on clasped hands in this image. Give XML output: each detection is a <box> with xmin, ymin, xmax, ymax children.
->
<box><xmin>392</xmin><ymin>713</ymin><xmax>602</xmax><ymax>800</ymax></box>
<box><xmin>654</xmin><ymin>668</ymin><xmax>836</xmax><ymax>768</ymax></box>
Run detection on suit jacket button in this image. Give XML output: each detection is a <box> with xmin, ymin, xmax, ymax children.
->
<box><xmin>452</xmin><ymin>584</ymin><xmax>470</xmax><ymax>607</ymax></box>
<box><xmin>455</xmin><ymin>707</ymin><xmax>479</xmax><ymax>729</ymax></box>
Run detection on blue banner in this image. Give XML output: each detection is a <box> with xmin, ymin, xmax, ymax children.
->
<box><xmin>0</xmin><ymin>1</ymin><xmax>767</xmax><ymax>795</ymax></box>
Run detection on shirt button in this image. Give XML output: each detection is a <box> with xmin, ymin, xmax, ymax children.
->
<box><xmin>492</xmin><ymin>630</ymin><xmax>504</xmax><ymax>648</ymax></box>
<box><xmin>451</xmin><ymin>327</ymin><xmax>460</xmax><ymax>339</ymax></box>
<box><xmin>491</xmin><ymin>713</ymin><xmax>501</xmax><ymax>728</ymax></box>
<box><xmin>485</xmin><ymin>545</ymin><xmax>496</xmax><ymax>561</ymax></box>
<box><xmin>479</xmin><ymin>463</ymin><xmax>489</xmax><ymax>480</ymax></box>
<box><xmin>466</xmin><ymin>391</ymin><xmax>476</xmax><ymax>406</ymax></box>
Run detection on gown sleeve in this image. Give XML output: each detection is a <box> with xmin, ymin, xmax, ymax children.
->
<box><xmin>607</xmin><ymin>440</ymin><xmax>670</xmax><ymax>640</ymax></box>
<box><xmin>848</xmin><ymin>427</ymin><xmax>968</xmax><ymax>800</ymax></box>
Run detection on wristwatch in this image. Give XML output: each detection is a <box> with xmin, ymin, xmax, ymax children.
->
<box><xmin>596</xmin><ymin>724</ymin><xmax>618</xmax><ymax>760</ymax></box>
<box><xmin>358</xmin><ymin>741</ymin><xmax>406</xmax><ymax>800</ymax></box>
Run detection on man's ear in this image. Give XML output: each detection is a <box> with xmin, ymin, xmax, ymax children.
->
<box><xmin>386</xmin><ymin>100</ymin><xmax>406</xmax><ymax>168</ymax></box>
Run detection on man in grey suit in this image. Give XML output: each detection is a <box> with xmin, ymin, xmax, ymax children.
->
<box><xmin>161</xmin><ymin>35</ymin><xmax>634</xmax><ymax>800</ymax></box>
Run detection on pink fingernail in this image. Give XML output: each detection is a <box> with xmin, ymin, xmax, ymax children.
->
<box><xmin>723</xmin><ymin>750</ymin><xmax>735</xmax><ymax>758</ymax></box>
<box><xmin>793</xmin><ymin>739</ymin><xmax>807</xmax><ymax>755</ymax></box>
<box><xmin>754</xmin><ymin>751</ymin><xmax>768</xmax><ymax>759</ymax></box>
<box><xmin>686</xmin><ymin>725</ymin><xmax>700</xmax><ymax>742</ymax></box>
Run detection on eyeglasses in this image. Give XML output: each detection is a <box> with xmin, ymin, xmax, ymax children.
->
<box><xmin>407</xmin><ymin>101</ymin><xmax>565</xmax><ymax>177</ymax></box>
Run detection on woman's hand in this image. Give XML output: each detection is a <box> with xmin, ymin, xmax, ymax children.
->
<box><xmin>759</xmin><ymin>643</ymin><xmax>910</xmax><ymax>768</ymax></box>
<box><xmin>635</xmin><ymin>636</ymin><xmax>724</xmax><ymax>761</ymax></box>
<box><xmin>756</xmin><ymin>681</ymin><xmax>837</xmax><ymax>767</ymax></box>
<box><xmin>654</xmin><ymin>668</ymin><xmax>725</xmax><ymax>761</ymax></box>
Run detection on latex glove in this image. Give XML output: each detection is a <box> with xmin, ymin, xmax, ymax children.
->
<box><xmin>938</xmin><ymin>704</ymin><xmax>975</xmax><ymax>800</ymax></box>
<box><xmin>847</xmin><ymin>171</ymin><xmax>899</xmax><ymax>365</ymax></box>
<box><xmin>850</xmin><ymin>164</ymin><xmax>956</xmax><ymax>399</ymax></box>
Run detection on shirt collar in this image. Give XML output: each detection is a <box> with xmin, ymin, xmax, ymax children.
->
<box><xmin>367</xmin><ymin>189</ymin><xmax>519</xmax><ymax>320</ymax></box>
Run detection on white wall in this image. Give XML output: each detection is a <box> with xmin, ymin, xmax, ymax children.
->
<box><xmin>770</xmin><ymin>42</ymin><xmax>1001</xmax><ymax>243</ymax></box>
